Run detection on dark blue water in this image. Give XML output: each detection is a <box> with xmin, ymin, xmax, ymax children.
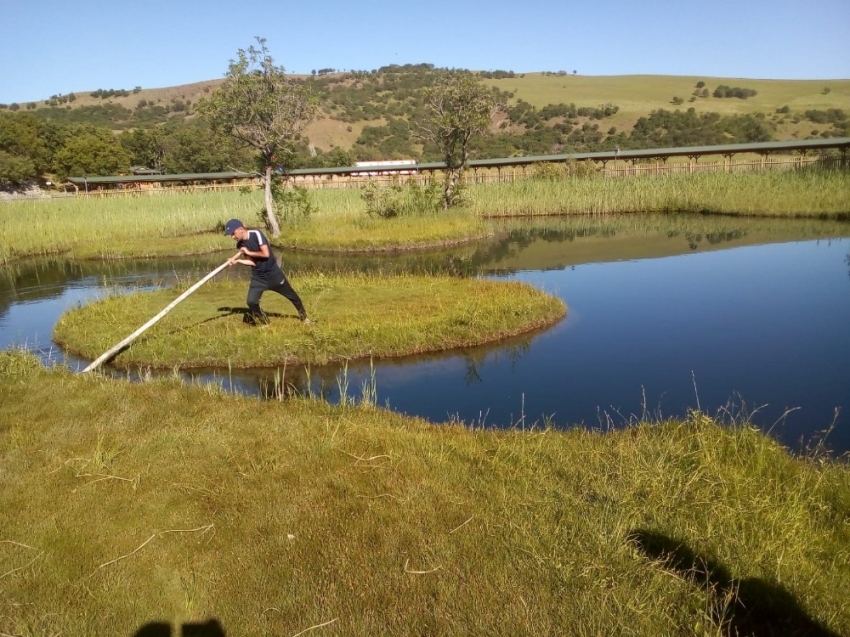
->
<box><xmin>2</xmin><ymin>218</ymin><xmax>849</xmax><ymax>455</ymax></box>
<box><xmin>363</xmin><ymin>240</ymin><xmax>850</xmax><ymax>454</ymax></box>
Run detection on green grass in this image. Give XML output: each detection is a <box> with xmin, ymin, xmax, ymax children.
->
<box><xmin>466</xmin><ymin>169</ymin><xmax>850</xmax><ymax>217</ymax></box>
<box><xmin>2</xmin><ymin>170</ymin><xmax>848</xmax><ymax>264</ymax></box>
<box><xmin>52</xmin><ymin>273</ymin><xmax>566</xmax><ymax>368</ymax></box>
<box><xmin>1</xmin><ymin>350</ymin><xmax>848</xmax><ymax>636</ymax></box>
<box><xmin>0</xmin><ymin>190</ymin><xmax>258</xmax><ymax>263</ymax></box>
<box><xmin>480</xmin><ymin>73</ymin><xmax>850</xmax><ymax>134</ymax></box>
<box><xmin>280</xmin><ymin>205</ymin><xmax>489</xmax><ymax>252</ymax></box>
<box><xmin>0</xmin><ymin>188</ymin><xmax>487</xmax><ymax>262</ymax></box>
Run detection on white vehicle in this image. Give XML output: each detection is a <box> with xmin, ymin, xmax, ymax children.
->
<box><xmin>353</xmin><ymin>159</ymin><xmax>418</xmax><ymax>176</ymax></box>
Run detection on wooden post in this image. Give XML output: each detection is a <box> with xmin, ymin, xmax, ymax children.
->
<box><xmin>81</xmin><ymin>254</ymin><xmax>240</xmax><ymax>373</ymax></box>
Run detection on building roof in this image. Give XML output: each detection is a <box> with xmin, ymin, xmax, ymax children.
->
<box><xmin>67</xmin><ymin>171</ymin><xmax>260</xmax><ymax>185</ymax></box>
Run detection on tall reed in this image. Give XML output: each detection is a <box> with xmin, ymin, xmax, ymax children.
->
<box><xmin>467</xmin><ymin>170</ymin><xmax>850</xmax><ymax>217</ymax></box>
<box><xmin>2</xmin><ymin>170</ymin><xmax>847</xmax><ymax>262</ymax></box>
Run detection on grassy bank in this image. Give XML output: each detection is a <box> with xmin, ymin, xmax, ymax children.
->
<box><xmin>1</xmin><ymin>351</ymin><xmax>848</xmax><ymax>636</ymax></box>
<box><xmin>53</xmin><ymin>274</ymin><xmax>566</xmax><ymax>368</ymax></box>
<box><xmin>2</xmin><ymin>169</ymin><xmax>848</xmax><ymax>263</ymax></box>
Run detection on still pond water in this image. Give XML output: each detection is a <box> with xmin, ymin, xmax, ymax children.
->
<box><xmin>2</xmin><ymin>214</ymin><xmax>849</xmax><ymax>455</ymax></box>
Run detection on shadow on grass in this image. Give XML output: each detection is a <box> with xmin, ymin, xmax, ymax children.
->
<box><xmin>215</xmin><ymin>306</ymin><xmax>302</xmax><ymax>321</ymax></box>
<box><xmin>627</xmin><ymin>529</ymin><xmax>840</xmax><ymax>637</ymax></box>
<box><xmin>172</xmin><ymin>307</ymin><xmax>301</xmax><ymax>332</ymax></box>
<box><xmin>133</xmin><ymin>619</ymin><xmax>225</xmax><ymax>636</ymax></box>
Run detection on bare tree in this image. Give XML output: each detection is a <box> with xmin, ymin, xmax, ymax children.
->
<box><xmin>198</xmin><ymin>37</ymin><xmax>317</xmax><ymax>236</ymax></box>
<box><xmin>418</xmin><ymin>73</ymin><xmax>496</xmax><ymax>209</ymax></box>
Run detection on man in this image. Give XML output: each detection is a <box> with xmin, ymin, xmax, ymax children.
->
<box><xmin>224</xmin><ymin>218</ymin><xmax>311</xmax><ymax>325</ymax></box>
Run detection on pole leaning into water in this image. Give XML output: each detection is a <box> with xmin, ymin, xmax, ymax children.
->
<box><xmin>82</xmin><ymin>254</ymin><xmax>239</xmax><ymax>373</ymax></box>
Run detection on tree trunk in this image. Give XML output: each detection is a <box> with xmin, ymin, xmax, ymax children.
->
<box><xmin>264</xmin><ymin>164</ymin><xmax>281</xmax><ymax>237</ymax></box>
<box><xmin>442</xmin><ymin>168</ymin><xmax>457</xmax><ymax>210</ymax></box>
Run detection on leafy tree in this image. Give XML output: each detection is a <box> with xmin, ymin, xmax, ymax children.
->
<box><xmin>0</xmin><ymin>112</ymin><xmax>53</xmax><ymax>187</ymax></box>
<box><xmin>119</xmin><ymin>128</ymin><xmax>166</xmax><ymax>171</ymax></box>
<box><xmin>198</xmin><ymin>37</ymin><xmax>318</xmax><ymax>236</ymax></box>
<box><xmin>52</xmin><ymin>125</ymin><xmax>131</xmax><ymax>179</ymax></box>
<box><xmin>418</xmin><ymin>73</ymin><xmax>495</xmax><ymax>209</ymax></box>
<box><xmin>0</xmin><ymin>151</ymin><xmax>36</xmax><ymax>189</ymax></box>
<box><xmin>160</xmin><ymin>120</ymin><xmax>252</xmax><ymax>174</ymax></box>
<box><xmin>713</xmin><ymin>85</ymin><xmax>757</xmax><ymax>99</ymax></box>
<box><xmin>297</xmin><ymin>146</ymin><xmax>354</xmax><ymax>169</ymax></box>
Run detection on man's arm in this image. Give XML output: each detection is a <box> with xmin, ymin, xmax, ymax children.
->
<box><xmin>227</xmin><ymin>255</ymin><xmax>255</xmax><ymax>267</ymax></box>
<box><xmin>237</xmin><ymin>244</ymin><xmax>270</xmax><ymax>260</ymax></box>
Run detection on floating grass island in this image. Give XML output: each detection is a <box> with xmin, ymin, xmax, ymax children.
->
<box><xmin>54</xmin><ymin>273</ymin><xmax>566</xmax><ymax>369</ymax></box>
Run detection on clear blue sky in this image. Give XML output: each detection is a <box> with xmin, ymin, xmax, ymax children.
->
<box><xmin>1</xmin><ymin>0</ymin><xmax>848</xmax><ymax>104</ymax></box>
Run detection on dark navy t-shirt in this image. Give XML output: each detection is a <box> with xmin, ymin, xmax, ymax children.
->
<box><xmin>237</xmin><ymin>229</ymin><xmax>284</xmax><ymax>283</ymax></box>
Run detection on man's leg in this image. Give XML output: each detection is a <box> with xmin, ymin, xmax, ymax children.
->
<box><xmin>245</xmin><ymin>279</ymin><xmax>269</xmax><ymax>325</ymax></box>
<box><xmin>270</xmin><ymin>276</ymin><xmax>308</xmax><ymax>320</ymax></box>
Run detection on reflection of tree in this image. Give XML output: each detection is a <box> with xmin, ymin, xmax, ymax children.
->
<box><xmin>463</xmin><ymin>359</ymin><xmax>482</xmax><ymax>385</ymax></box>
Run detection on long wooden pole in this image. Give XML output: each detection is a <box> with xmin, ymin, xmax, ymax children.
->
<box><xmin>81</xmin><ymin>254</ymin><xmax>239</xmax><ymax>373</ymax></box>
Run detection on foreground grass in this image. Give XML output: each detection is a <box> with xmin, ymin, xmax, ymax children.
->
<box><xmin>53</xmin><ymin>273</ymin><xmax>566</xmax><ymax>368</ymax></box>
<box><xmin>2</xmin><ymin>169</ymin><xmax>848</xmax><ymax>263</ymax></box>
<box><xmin>1</xmin><ymin>351</ymin><xmax>848</xmax><ymax>636</ymax></box>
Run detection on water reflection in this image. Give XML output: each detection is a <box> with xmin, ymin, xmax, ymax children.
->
<box><xmin>2</xmin><ymin>213</ymin><xmax>849</xmax><ymax>455</ymax></box>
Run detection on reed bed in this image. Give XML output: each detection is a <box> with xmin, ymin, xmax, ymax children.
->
<box><xmin>1</xmin><ymin>351</ymin><xmax>848</xmax><ymax>636</ymax></box>
<box><xmin>467</xmin><ymin>170</ymin><xmax>850</xmax><ymax>217</ymax></box>
<box><xmin>2</xmin><ymin>170</ymin><xmax>847</xmax><ymax>263</ymax></box>
<box><xmin>0</xmin><ymin>191</ymin><xmax>262</xmax><ymax>262</ymax></box>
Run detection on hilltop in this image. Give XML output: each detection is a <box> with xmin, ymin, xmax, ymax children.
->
<box><xmin>8</xmin><ymin>70</ymin><xmax>849</xmax><ymax>149</ymax></box>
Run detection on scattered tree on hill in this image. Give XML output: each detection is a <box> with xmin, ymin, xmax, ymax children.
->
<box><xmin>418</xmin><ymin>73</ymin><xmax>496</xmax><ymax>209</ymax></box>
<box><xmin>90</xmin><ymin>88</ymin><xmax>131</xmax><ymax>99</ymax></box>
<box><xmin>713</xmin><ymin>85</ymin><xmax>757</xmax><ymax>99</ymax></box>
<box><xmin>198</xmin><ymin>37</ymin><xmax>318</xmax><ymax>236</ymax></box>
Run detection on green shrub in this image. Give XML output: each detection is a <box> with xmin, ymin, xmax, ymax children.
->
<box><xmin>361</xmin><ymin>178</ymin><xmax>442</xmax><ymax>218</ymax></box>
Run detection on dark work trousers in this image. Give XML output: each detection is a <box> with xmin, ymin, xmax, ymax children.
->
<box><xmin>245</xmin><ymin>276</ymin><xmax>307</xmax><ymax>324</ymax></box>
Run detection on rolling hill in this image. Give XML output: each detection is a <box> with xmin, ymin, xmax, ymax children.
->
<box><xmin>13</xmin><ymin>71</ymin><xmax>849</xmax><ymax>151</ymax></box>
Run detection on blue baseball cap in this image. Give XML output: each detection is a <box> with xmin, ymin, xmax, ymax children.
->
<box><xmin>224</xmin><ymin>219</ymin><xmax>244</xmax><ymax>236</ymax></box>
